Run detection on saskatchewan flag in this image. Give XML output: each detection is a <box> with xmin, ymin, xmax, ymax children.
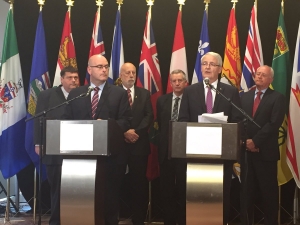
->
<box><xmin>0</xmin><ymin>6</ymin><xmax>31</xmax><ymax>178</ymax></box>
<box><xmin>271</xmin><ymin>6</ymin><xmax>293</xmax><ymax>185</ymax></box>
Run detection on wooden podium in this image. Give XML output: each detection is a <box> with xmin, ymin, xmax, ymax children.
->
<box><xmin>169</xmin><ymin>122</ymin><xmax>241</xmax><ymax>225</ymax></box>
<box><xmin>45</xmin><ymin>119</ymin><xmax>124</xmax><ymax>225</ymax></box>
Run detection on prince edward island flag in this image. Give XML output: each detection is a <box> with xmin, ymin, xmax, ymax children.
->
<box><xmin>0</xmin><ymin>7</ymin><xmax>31</xmax><ymax>179</ymax></box>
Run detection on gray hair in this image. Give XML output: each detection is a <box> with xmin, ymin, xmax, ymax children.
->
<box><xmin>170</xmin><ymin>69</ymin><xmax>187</xmax><ymax>80</ymax></box>
<box><xmin>201</xmin><ymin>52</ymin><xmax>223</xmax><ymax>67</ymax></box>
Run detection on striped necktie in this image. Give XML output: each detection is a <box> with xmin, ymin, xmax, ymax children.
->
<box><xmin>171</xmin><ymin>97</ymin><xmax>180</xmax><ymax>121</ymax></box>
<box><xmin>127</xmin><ymin>89</ymin><xmax>133</xmax><ymax>108</ymax></box>
<box><xmin>91</xmin><ymin>87</ymin><xmax>99</xmax><ymax>119</ymax></box>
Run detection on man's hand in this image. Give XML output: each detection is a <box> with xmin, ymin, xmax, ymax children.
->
<box><xmin>124</xmin><ymin>129</ymin><xmax>139</xmax><ymax>143</ymax></box>
<box><xmin>35</xmin><ymin>145</ymin><xmax>40</xmax><ymax>155</ymax></box>
<box><xmin>246</xmin><ymin>139</ymin><xmax>259</xmax><ymax>152</ymax></box>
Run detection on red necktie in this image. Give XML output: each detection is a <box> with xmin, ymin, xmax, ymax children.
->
<box><xmin>127</xmin><ymin>89</ymin><xmax>133</xmax><ymax>108</ymax></box>
<box><xmin>252</xmin><ymin>91</ymin><xmax>262</xmax><ymax>116</ymax></box>
<box><xmin>91</xmin><ymin>87</ymin><xmax>99</xmax><ymax>119</ymax></box>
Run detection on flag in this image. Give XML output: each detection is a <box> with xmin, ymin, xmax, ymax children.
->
<box><xmin>53</xmin><ymin>10</ymin><xmax>77</xmax><ymax>87</ymax></box>
<box><xmin>84</xmin><ymin>8</ymin><xmax>105</xmax><ymax>85</ymax></box>
<box><xmin>137</xmin><ymin>7</ymin><xmax>162</xmax><ymax>181</ymax></box>
<box><xmin>240</xmin><ymin>5</ymin><xmax>263</xmax><ymax>92</ymax></box>
<box><xmin>286</xmin><ymin>22</ymin><xmax>300</xmax><ymax>188</ymax></box>
<box><xmin>108</xmin><ymin>8</ymin><xmax>124</xmax><ymax>84</ymax></box>
<box><xmin>271</xmin><ymin>7</ymin><xmax>293</xmax><ymax>186</ymax></box>
<box><xmin>166</xmin><ymin>10</ymin><xmax>188</xmax><ymax>93</ymax></box>
<box><xmin>25</xmin><ymin>11</ymin><xmax>51</xmax><ymax>178</ymax></box>
<box><xmin>191</xmin><ymin>9</ymin><xmax>210</xmax><ymax>84</ymax></box>
<box><xmin>0</xmin><ymin>7</ymin><xmax>31</xmax><ymax>179</ymax></box>
<box><xmin>221</xmin><ymin>8</ymin><xmax>242</xmax><ymax>89</ymax></box>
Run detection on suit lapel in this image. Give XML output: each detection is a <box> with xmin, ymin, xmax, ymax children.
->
<box><xmin>82</xmin><ymin>85</ymin><xmax>93</xmax><ymax>118</ymax></box>
<box><xmin>196</xmin><ymin>83</ymin><xmax>206</xmax><ymax>113</ymax></box>
<box><xmin>212</xmin><ymin>82</ymin><xmax>223</xmax><ymax>113</ymax></box>
<box><xmin>95</xmin><ymin>82</ymin><xmax>110</xmax><ymax>118</ymax></box>
<box><xmin>131</xmin><ymin>86</ymin><xmax>139</xmax><ymax>112</ymax></box>
<box><xmin>245</xmin><ymin>89</ymin><xmax>255</xmax><ymax>116</ymax></box>
<box><xmin>166</xmin><ymin>94</ymin><xmax>173</xmax><ymax>119</ymax></box>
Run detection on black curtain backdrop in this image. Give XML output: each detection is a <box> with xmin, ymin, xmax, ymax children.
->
<box><xmin>12</xmin><ymin>0</ymin><xmax>300</xmax><ymax>95</ymax></box>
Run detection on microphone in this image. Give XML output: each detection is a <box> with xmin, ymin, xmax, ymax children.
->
<box><xmin>204</xmin><ymin>77</ymin><xmax>210</xmax><ymax>86</ymax></box>
<box><xmin>85</xmin><ymin>86</ymin><xmax>94</xmax><ymax>96</ymax></box>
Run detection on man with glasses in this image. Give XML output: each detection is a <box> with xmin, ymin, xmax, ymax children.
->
<box><xmin>34</xmin><ymin>66</ymin><xmax>80</xmax><ymax>225</ymax></box>
<box><xmin>240</xmin><ymin>65</ymin><xmax>285</xmax><ymax>225</ymax></box>
<box><xmin>157</xmin><ymin>69</ymin><xmax>187</xmax><ymax>225</ymax></box>
<box><xmin>63</xmin><ymin>55</ymin><xmax>132</xmax><ymax>225</ymax></box>
<box><xmin>178</xmin><ymin>52</ymin><xmax>242</xmax><ymax>225</ymax></box>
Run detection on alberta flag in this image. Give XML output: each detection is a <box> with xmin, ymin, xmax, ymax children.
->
<box><xmin>191</xmin><ymin>9</ymin><xmax>210</xmax><ymax>84</ymax></box>
<box><xmin>25</xmin><ymin>11</ymin><xmax>51</xmax><ymax>174</ymax></box>
<box><xmin>137</xmin><ymin>6</ymin><xmax>162</xmax><ymax>181</ymax></box>
<box><xmin>85</xmin><ymin>8</ymin><xmax>105</xmax><ymax>85</ymax></box>
<box><xmin>108</xmin><ymin>7</ymin><xmax>124</xmax><ymax>84</ymax></box>
<box><xmin>0</xmin><ymin>7</ymin><xmax>31</xmax><ymax>179</ymax></box>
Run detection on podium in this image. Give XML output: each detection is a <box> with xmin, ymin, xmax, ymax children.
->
<box><xmin>169</xmin><ymin>122</ymin><xmax>241</xmax><ymax>225</ymax></box>
<box><xmin>45</xmin><ymin>119</ymin><xmax>124</xmax><ymax>225</ymax></box>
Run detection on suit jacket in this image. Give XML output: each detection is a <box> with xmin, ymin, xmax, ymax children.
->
<box><xmin>241</xmin><ymin>88</ymin><xmax>285</xmax><ymax>161</ymax></box>
<box><xmin>34</xmin><ymin>86</ymin><xmax>66</xmax><ymax>165</ymax></box>
<box><xmin>126</xmin><ymin>86</ymin><xmax>153</xmax><ymax>156</ymax></box>
<box><xmin>157</xmin><ymin>93</ymin><xmax>173</xmax><ymax>164</ymax></box>
<box><xmin>178</xmin><ymin>82</ymin><xmax>242</xmax><ymax>123</ymax></box>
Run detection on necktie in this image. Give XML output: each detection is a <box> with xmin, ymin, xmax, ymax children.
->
<box><xmin>252</xmin><ymin>91</ymin><xmax>262</xmax><ymax>116</ymax></box>
<box><xmin>127</xmin><ymin>89</ymin><xmax>133</xmax><ymax>108</ymax></box>
<box><xmin>206</xmin><ymin>87</ymin><xmax>213</xmax><ymax>113</ymax></box>
<box><xmin>91</xmin><ymin>87</ymin><xmax>99</xmax><ymax>119</ymax></box>
<box><xmin>171</xmin><ymin>97</ymin><xmax>180</xmax><ymax>121</ymax></box>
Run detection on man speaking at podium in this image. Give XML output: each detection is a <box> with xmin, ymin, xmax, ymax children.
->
<box><xmin>34</xmin><ymin>66</ymin><xmax>80</xmax><ymax>225</ymax></box>
<box><xmin>63</xmin><ymin>55</ymin><xmax>132</xmax><ymax>225</ymax></box>
<box><xmin>178</xmin><ymin>52</ymin><xmax>242</xmax><ymax>224</ymax></box>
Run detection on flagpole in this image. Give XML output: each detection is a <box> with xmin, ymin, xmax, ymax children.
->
<box><xmin>204</xmin><ymin>0</ymin><xmax>210</xmax><ymax>15</ymax></box>
<box><xmin>178</xmin><ymin>0</ymin><xmax>186</xmax><ymax>11</ymax></box>
<box><xmin>96</xmin><ymin>0</ymin><xmax>104</xmax><ymax>14</ymax></box>
<box><xmin>231</xmin><ymin>0</ymin><xmax>238</xmax><ymax>9</ymax></box>
<box><xmin>117</xmin><ymin>0</ymin><xmax>123</xmax><ymax>10</ymax></box>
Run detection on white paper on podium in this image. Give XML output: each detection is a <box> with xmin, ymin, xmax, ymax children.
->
<box><xmin>198</xmin><ymin>112</ymin><xmax>228</xmax><ymax>123</ymax></box>
<box><xmin>186</xmin><ymin>126</ymin><xmax>222</xmax><ymax>155</ymax></box>
<box><xmin>60</xmin><ymin>123</ymin><xmax>93</xmax><ymax>151</ymax></box>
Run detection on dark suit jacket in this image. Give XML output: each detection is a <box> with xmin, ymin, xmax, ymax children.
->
<box><xmin>157</xmin><ymin>93</ymin><xmax>173</xmax><ymax>164</ymax></box>
<box><xmin>126</xmin><ymin>86</ymin><xmax>153</xmax><ymax>156</ymax></box>
<box><xmin>178</xmin><ymin>82</ymin><xmax>242</xmax><ymax>123</ymax></box>
<box><xmin>34</xmin><ymin>86</ymin><xmax>66</xmax><ymax>165</ymax></box>
<box><xmin>241</xmin><ymin>88</ymin><xmax>285</xmax><ymax>161</ymax></box>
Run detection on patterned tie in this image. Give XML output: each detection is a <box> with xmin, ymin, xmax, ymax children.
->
<box><xmin>127</xmin><ymin>89</ymin><xmax>133</xmax><ymax>108</ymax></box>
<box><xmin>171</xmin><ymin>97</ymin><xmax>180</xmax><ymax>121</ymax></box>
<box><xmin>252</xmin><ymin>91</ymin><xmax>262</xmax><ymax>116</ymax></box>
<box><xmin>91</xmin><ymin>87</ymin><xmax>99</xmax><ymax>119</ymax></box>
<box><xmin>206</xmin><ymin>86</ymin><xmax>213</xmax><ymax>113</ymax></box>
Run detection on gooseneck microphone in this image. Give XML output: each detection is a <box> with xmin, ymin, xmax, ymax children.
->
<box><xmin>204</xmin><ymin>77</ymin><xmax>210</xmax><ymax>86</ymax></box>
<box><xmin>85</xmin><ymin>86</ymin><xmax>94</xmax><ymax>96</ymax></box>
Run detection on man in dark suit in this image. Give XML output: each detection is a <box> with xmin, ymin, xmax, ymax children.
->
<box><xmin>157</xmin><ymin>69</ymin><xmax>187</xmax><ymax>225</ymax></box>
<box><xmin>34</xmin><ymin>66</ymin><xmax>79</xmax><ymax>225</ymax></box>
<box><xmin>119</xmin><ymin>62</ymin><xmax>153</xmax><ymax>225</ymax></box>
<box><xmin>240</xmin><ymin>65</ymin><xmax>285</xmax><ymax>225</ymax></box>
<box><xmin>178</xmin><ymin>52</ymin><xmax>242</xmax><ymax>225</ymax></box>
<box><xmin>63</xmin><ymin>55</ymin><xmax>131</xmax><ymax>225</ymax></box>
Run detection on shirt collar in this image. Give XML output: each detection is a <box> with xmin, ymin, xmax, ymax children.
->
<box><xmin>122</xmin><ymin>85</ymin><xmax>134</xmax><ymax>93</ymax></box>
<box><xmin>203</xmin><ymin>79</ymin><xmax>218</xmax><ymax>88</ymax></box>
<box><xmin>61</xmin><ymin>86</ymin><xmax>69</xmax><ymax>99</ymax></box>
<box><xmin>91</xmin><ymin>81</ymin><xmax>106</xmax><ymax>90</ymax></box>
<box><xmin>172</xmin><ymin>93</ymin><xmax>183</xmax><ymax>100</ymax></box>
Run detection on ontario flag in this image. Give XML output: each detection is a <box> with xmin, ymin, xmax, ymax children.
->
<box><xmin>166</xmin><ymin>10</ymin><xmax>188</xmax><ymax>93</ymax></box>
<box><xmin>137</xmin><ymin>6</ymin><xmax>162</xmax><ymax>181</ymax></box>
<box><xmin>286</xmin><ymin>22</ymin><xmax>300</xmax><ymax>188</ymax></box>
<box><xmin>221</xmin><ymin>7</ymin><xmax>242</xmax><ymax>89</ymax></box>
<box><xmin>240</xmin><ymin>4</ymin><xmax>263</xmax><ymax>92</ymax></box>
<box><xmin>0</xmin><ymin>6</ymin><xmax>31</xmax><ymax>178</ymax></box>
<box><xmin>85</xmin><ymin>7</ymin><xmax>105</xmax><ymax>85</ymax></box>
<box><xmin>53</xmin><ymin>9</ymin><xmax>77</xmax><ymax>87</ymax></box>
<box><xmin>192</xmin><ymin>9</ymin><xmax>210</xmax><ymax>84</ymax></box>
<box><xmin>108</xmin><ymin>7</ymin><xmax>124</xmax><ymax>84</ymax></box>
<box><xmin>25</xmin><ymin>11</ymin><xmax>51</xmax><ymax>177</ymax></box>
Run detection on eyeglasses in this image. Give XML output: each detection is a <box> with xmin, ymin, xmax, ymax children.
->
<box><xmin>201</xmin><ymin>62</ymin><xmax>220</xmax><ymax>67</ymax></box>
<box><xmin>89</xmin><ymin>65</ymin><xmax>110</xmax><ymax>70</ymax></box>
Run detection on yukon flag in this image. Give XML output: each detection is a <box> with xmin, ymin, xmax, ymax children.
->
<box><xmin>286</xmin><ymin>22</ymin><xmax>300</xmax><ymax>188</ymax></box>
<box><xmin>192</xmin><ymin>9</ymin><xmax>210</xmax><ymax>84</ymax></box>
<box><xmin>166</xmin><ymin>10</ymin><xmax>188</xmax><ymax>93</ymax></box>
<box><xmin>271</xmin><ymin>6</ymin><xmax>293</xmax><ymax>185</ymax></box>
<box><xmin>85</xmin><ymin>7</ymin><xmax>105</xmax><ymax>85</ymax></box>
<box><xmin>53</xmin><ymin>9</ymin><xmax>77</xmax><ymax>87</ymax></box>
<box><xmin>240</xmin><ymin>4</ymin><xmax>263</xmax><ymax>92</ymax></box>
<box><xmin>108</xmin><ymin>7</ymin><xmax>124</xmax><ymax>84</ymax></box>
<box><xmin>137</xmin><ymin>5</ymin><xmax>163</xmax><ymax>181</ymax></box>
<box><xmin>25</xmin><ymin>11</ymin><xmax>51</xmax><ymax>175</ymax></box>
<box><xmin>0</xmin><ymin>6</ymin><xmax>31</xmax><ymax>179</ymax></box>
<box><xmin>221</xmin><ymin>7</ymin><xmax>242</xmax><ymax>89</ymax></box>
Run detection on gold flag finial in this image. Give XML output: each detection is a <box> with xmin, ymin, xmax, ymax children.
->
<box><xmin>66</xmin><ymin>0</ymin><xmax>74</xmax><ymax>7</ymax></box>
<box><xmin>204</xmin><ymin>0</ymin><xmax>210</xmax><ymax>10</ymax></box>
<box><xmin>117</xmin><ymin>0</ymin><xmax>123</xmax><ymax>5</ymax></box>
<box><xmin>96</xmin><ymin>0</ymin><xmax>104</xmax><ymax>7</ymax></box>
<box><xmin>37</xmin><ymin>0</ymin><xmax>45</xmax><ymax>5</ymax></box>
<box><xmin>178</xmin><ymin>0</ymin><xmax>186</xmax><ymax>5</ymax></box>
<box><xmin>8</xmin><ymin>0</ymin><xmax>14</xmax><ymax>4</ymax></box>
<box><xmin>146</xmin><ymin>0</ymin><xmax>154</xmax><ymax>6</ymax></box>
<box><xmin>231</xmin><ymin>0</ymin><xmax>238</xmax><ymax>8</ymax></box>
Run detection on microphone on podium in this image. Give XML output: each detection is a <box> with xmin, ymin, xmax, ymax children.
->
<box><xmin>204</xmin><ymin>77</ymin><xmax>210</xmax><ymax>87</ymax></box>
<box><xmin>85</xmin><ymin>86</ymin><xmax>94</xmax><ymax>96</ymax></box>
